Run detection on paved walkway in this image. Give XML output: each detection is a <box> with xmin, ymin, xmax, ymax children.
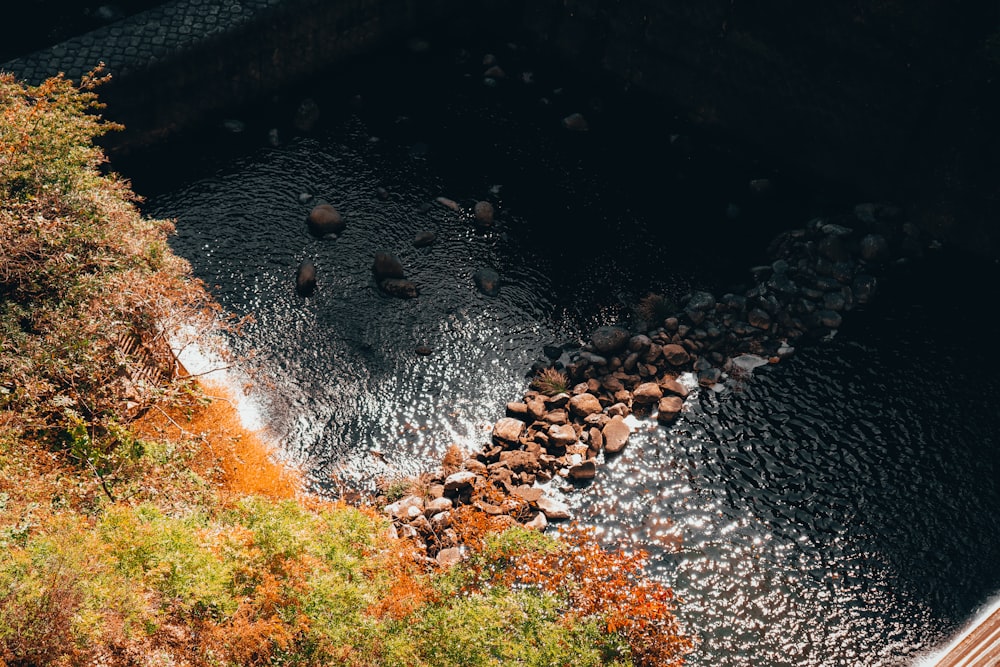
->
<box><xmin>1</xmin><ymin>0</ymin><xmax>283</xmax><ymax>84</ymax></box>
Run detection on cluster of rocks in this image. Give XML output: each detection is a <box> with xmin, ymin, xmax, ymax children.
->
<box><xmin>296</xmin><ymin>199</ymin><xmax>501</xmax><ymax>302</ymax></box>
<box><xmin>379</xmin><ymin>201</ymin><xmax>937</xmax><ymax>561</ymax></box>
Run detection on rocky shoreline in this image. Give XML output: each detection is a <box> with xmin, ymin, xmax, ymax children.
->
<box><xmin>374</xmin><ymin>200</ymin><xmax>936</xmax><ymax>564</ymax></box>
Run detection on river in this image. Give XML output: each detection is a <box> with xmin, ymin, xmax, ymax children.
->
<box><xmin>124</xmin><ymin>33</ymin><xmax>1000</xmax><ymax>666</ymax></box>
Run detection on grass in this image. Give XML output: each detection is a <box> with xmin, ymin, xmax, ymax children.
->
<box><xmin>530</xmin><ymin>367</ymin><xmax>570</xmax><ymax>396</ymax></box>
<box><xmin>0</xmin><ymin>68</ymin><xmax>693</xmax><ymax>666</ymax></box>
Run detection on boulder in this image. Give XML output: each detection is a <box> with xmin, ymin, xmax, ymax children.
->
<box><xmin>436</xmin><ymin>547</ymin><xmax>465</xmax><ymax>568</ymax></box>
<box><xmin>473</xmin><ymin>201</ymin><xmax>495</xmax><ymax>227</ymax></box>
<box><xmin>473</xmin><ymin>268</ymin><xmax>500</xmax><ymax>296</ymax></box>
<box><xmin>492</xmin><ymin>417</ymin><xmax>525</xmax><ymax>444</ymax></box>
<box><xmin>562</xmin><ymin>112</ymin><xmax>589</xmax><ymax>131</ymax></box>
<box><xmin>547</xmin><ymin>424</ymin><xmax>578</xmax><ymax>447</ymax></box>
<box><xmin>443</xmin><ymin>471</ymin><xmax>479</xmax><ymax>492</ymax></box>
<box><xmin>568</xmin><ymin>392</ymin><xmax>603</xmax><ymax>417</ymax></box>
<box><xmin>590</xmin><ymin>326</ymin><xmax>630</xmax><ymax>354</ymax></box>
<box><xmin>632</xmin><ymin>382</ymin><xmax>663</xmax><ymax>404</ymax></box>
<box><xmin>657</xmin><ymin>396</ymin><xmax>684</xmax><ymax>423</ymax></box>
<box><xmin>306</xmin><ymin>204</ymin><xmax>345</xmax><ymax>237</ymax></box>
<box><xmin>413</xmin><ymin>231</ymin><xmax>436</xmax><ymax>247</ymax></box>
<box><xmin>512</xmin><ymin>485</ymin><xmax>544</xmax><ymax>503</ymax></box>
<box><xmin>659</xmin><ymin>377</ymin><xmax>689</xmax><ymax>398</ymax></box>
<box><xmin>425</xmin><ymin>497</ymin><xmax>453</xmax><ymax>516</ymax></box>
<box><xmin>662</xmin><ymin>344</ymin><xmax>691</xmax><ymax>366</ymax></box>
<box><xmin>568</xmin><ymin>459</ymin><xmax>597</xmax><ymax>480</ymax></box>
<box><xmin>524</xmin><ymin>512</ymin><xmax>548</xmax><ymax>530</ymax></box>
<box><xmin>499</xmin><ymin>450</ymin><xmax>540</xmax><ymax>473</ymax></box>
<box><xmin>295</xmin><ymin>260</ymin><xmax>317</xmax><ymax>297</ymax></box>
<box><xmin>384</xmin><ymin>495</ymin><xmax>425</xmax><ymax>520</ymax></box>
<box><xmin>537</xmin><ymin>496</ymin><xmax>572</xmax><ymax>520</ymax></box>
<box><xmin>602</xmin><ymin>415</ymin><xmax>630</xmax><ymax>454</ymax></box>
<box><xmin>372</xmin><ymin>252</ymin><xmax>405</xmax><ymax>280</ymax></box>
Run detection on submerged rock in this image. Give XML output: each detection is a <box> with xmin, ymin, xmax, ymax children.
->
<box><xmin>372</xmin><ymin>252</ymin><xmax>405</xmax><ymax>280</ymax></box>
<box><xmin>379</xmin><ymin>278</ymin><xmax>418</xmax><ymax>299</ymax></box>
<box><xmin>295</xmin><ymin>260</ymin><xmax>316</xmax><ymax>297</ymax></box>
<box><xmin>413</xmin><ymin>230</ymin><xmax>436</xmax><ymax>247</ymax></box>
<box><xmin>473</xmin><ymin>268</ymin><xmax>501</xmax><ymax>296</ymax></box>
<box><xmin>473</xmin><ymin>201</ymin><xmax>495</xmax><ymax>227</ymax></box>
<box><xmin>306</xmin><ymin>204</ymin><xmax>345</xmax><ymax>237</ymax></box>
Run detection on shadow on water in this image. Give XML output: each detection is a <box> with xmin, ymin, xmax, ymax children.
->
<box><xmin>120</xmin><ymin>30</ymin><xmax>1000</xmax><ymax>667</ymax></box>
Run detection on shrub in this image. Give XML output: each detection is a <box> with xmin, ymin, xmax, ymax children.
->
<box><xmin>530</xmin><ymin>367</ymin><xmax>570</xmax><ymax>396</ymax></box>
<box><xmin>0</xmin><ymin>67</ymin><xmax>217</xmax><ymax>482</ymax></box>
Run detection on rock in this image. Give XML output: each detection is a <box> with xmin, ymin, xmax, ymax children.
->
<box><xmin>632</xmin><ymin>382</ymin><xmax>663</xmax><ymax>404</ymax></box>
<box><xmin>524</xmin><ymin>512</ymin><xmax>548</xmax><ymax>530</ymax></box>
<box><xmin>415</xmin><ymin>345</ymin><xmax>433</xmax><ymax>356</ymax></box>
<box><xmin>562</xmin><ymin>112</ymin><xmax>589</xmax><ymax>131</ymax></box>
<box><xmin>747</xmin><ymin>309</ymin><xmax>771</xmax><ymax>330</ymax></box>
<box><xmin>292</xmin><ymin>98</ymin><xmax>320</xmax><ymax>132</ymax></box>
<box><xmin>590</xmin><ymin>326</ymin><xmax>630</xmax><ymax>354</ymax></box>
<box><xmin>493</xmin><ymin>417</ymin><xmax>525</xmax><ymax>444</ymax></box>
<box><xmin>372</xmin><ymin>252</ymin><xmax>405</xmax><ymax>280</ymax></box>
<box><xmin>512</xmin><ymin>486</ymin><xmax>543</xmax><ymax>503</ymax></box>
<box><xmin>817</xmin><ymin>310</ymin><xmax>843</xmax><ymax>328</ymax></box>
<box><xmin>499</xmin><ymin>450</ymin><xmax>540</xmax><ymax>473</ymax></box>
<box><xmin>473</xmin><ymin>268</ymin><xmax>500</xmax><ymax>296</ymax></box>
<box><xmin>379</xmin><ymin>279</ymin><xmax>418</xmax><ymax>299</ymax></box>
<box><xmin>697</xmin><ymin>368</ymin><xmax>722</xmax><ymax>387</ymax></box>
<box><xmin>602</xmin><ymin>415</ymin><xmax>630</xmax><ymax>454</ymax></box>
<box><xmin>436</xmin><ymin>546</ymin><xmax>465</xmax><ymax>568</ymax></box>
<box><xmin>686</xmin><ymin>291</ymin><xmax>716</xmax><ymax>312</ymax></box>
<box><xmin>659</xmin><ymin>377</ymin><xmax>689</xmax><ymax>398</ymax></box>
<box><xmin>860</xmin><ymin>234</ymin><xmax>889</xmax><ymax>262</ymax></box>
<box><xmin>657</xmin><ymin>396</ymin><xmax>684</xmax><ymax>423</ymax></box>
<box><xmin>568</xmin><ymin>459</ymin><xmax>597</xmax><ymax>480</ymax></box>
<box><xmin>628</xmin><ymin>334</ymin><xmax>652</xmax><ymax>353</ymax></box>
<box><xmin>425</xmin><ymin>497</ymin><xmax>453</xmax><ymax>516</ymax></box>
<box><xmin>545</xmin><ymin>392</ymin><xmax>571</xmax><ymax>409</ymax></box>
<box><xmin>536</xmin><ymin>496</ymin><xmax>572</xmax><ymax>520</ymax></box>
<box><xmin>435</xmin><ymin>196</ymin><xmax>461</xmax><ymax>211</ymax></box>
<box><xmin>463</xmin><ymin>459</ymin><xmax>488</xmax><ymax>475</ymax></box>
<box><xmin>547</xmin><ymin>424</ymin><xmax>578</xmax><ymax>447</ymax></box>
<box><xmin>662</xmin><ymin>344</ymin><xmax>691</xmax><ymax>366</ymax></box>
<box><xmin>587</xmin><ymin>427</ymin><xmax>603</xmax><ymax>452</ymax></box>
<box><xmin>506</xmin><ymin>401</ymin><xmax>528</xmax><ymax>418</ymax></box>
<box><xmin>384</xmin><ymin>495</ymin><xmax>425</xmax><ymax>520</ymax></box>
<box><xmin>306</xmin><ymin>204</ymin><xmax>345</xmax><ymax>237</ymax></box>
<box><xmin>473</xmin><ymin>201</ymin><xmax>495</xmax><ymax>227</ymax></box>
<box><xmin>413</xmin><ymin>231</ymin><xmax>436</xmax><ymax>247</ymax></box>
<box><xmin>568</xmin><ymin>392</ymin><xmax>603</xmax><ymax>417</ymax></box>
<box><xmin>443</xmin><ymin>471</ymin><xmax>479</xmax><ymax>492</ymax></box>
<box><xmin>295</xmin><ymin>260</ymin><xmax>317</xmax><ymax>296</ymax></box>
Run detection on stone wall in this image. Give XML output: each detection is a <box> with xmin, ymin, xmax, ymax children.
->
<box><xmin>1</xmin><ymin>0</ymin><xmax>502</xmax><ymax>152</ymax></box>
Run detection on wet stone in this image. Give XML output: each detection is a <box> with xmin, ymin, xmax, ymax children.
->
<box><xmin>602</xmin><ymin>415</ymin><xmax>630</xmax><ymax>454</ymax></box>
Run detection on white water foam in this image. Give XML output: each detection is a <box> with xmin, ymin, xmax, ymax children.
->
<box><xmin>169</xmin><ymin>326</ymin><xmax>267</xmax><ymax>433</ymax></box>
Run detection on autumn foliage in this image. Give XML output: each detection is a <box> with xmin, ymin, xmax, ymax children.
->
<box><xmin>0</xmin><ymin>69</ymin><xmax>694</xmax><ymax>666</ymax></box>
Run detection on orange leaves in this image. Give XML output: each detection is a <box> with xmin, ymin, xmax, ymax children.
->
<box><xmin>469</xmin><ymin>524</ymin><xmax>694</xmax><ymax>667</ymax></box>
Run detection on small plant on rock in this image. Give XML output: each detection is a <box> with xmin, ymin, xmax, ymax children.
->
<box><xmin>530</xmin><ymin>367</ymin><xmax>570</xmax><ymax>396</ymax></box>
<box><xmin>635</xmin><ymin>292</ymin><xmax>677</xmax><ymax>325</ymax></box>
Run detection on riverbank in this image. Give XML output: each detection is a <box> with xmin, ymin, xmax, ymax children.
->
<box><xmin>0</xmin><ymin>66</ymin><xmax>692</xmax><ymax>666</ymax></box>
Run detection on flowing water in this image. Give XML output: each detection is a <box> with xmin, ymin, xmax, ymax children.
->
<box><xmin>125</xmin><ymin>35</ymin><xmax>1000</xmax><ymax>667</ymax></box>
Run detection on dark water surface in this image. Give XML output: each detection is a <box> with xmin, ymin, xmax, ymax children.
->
<box><xmin>128</xmin><ymin>36</ymin><xmax>1000</xmax><ymax>667</ymax></box>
